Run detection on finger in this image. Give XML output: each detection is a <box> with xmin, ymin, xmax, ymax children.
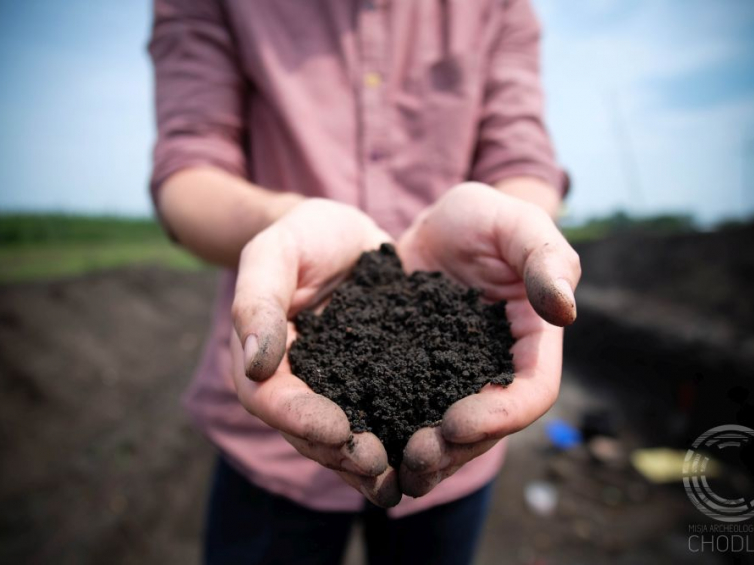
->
<box><xmin>403</xmin><ymin>427</ymin><xmax>498</xmax><ymax>474</ymax></box>
<box><xmin>399</xmin><ymin>466</ymin><xmax>443</xmax><ymax>498</ymax></box>
<box><xmin>247</xmin><ymin>380</ymin><xmax>351</xmax><ymax>445</ymax></box>
<box><xmin>490</xmin><ymin>193</ymin><xmax>581</xmax><ymax>326</ymax></box>
<box><xmin>441</xmin><ymin>381</ymin><xmax>559</xmax><ymax>445</ymax></box>
<box><xmin>338</xmin><ymin>467</ymin><xmax>402</xmax><ymax>508</ymax></box>
<box><xmin>231</xmin><ymin>336</ymin><xmax>351</xmax><ymax>445</ymax></box>
<box><xmin>442</xmin><ymin>359</ymin><xmax>560</xmax><ymax>446</ymax></box>
<box><xmin>523</xmin><ymin>243</ymin><xmax>580</xmax><ymax>327</ymax></box>
<box><xmin>232</xmin><ymin>227</ymin><xmax>298</xmax><ymax>381</ymax></box>
<box><xmin>345</xmin><ymin>432</ymin><xmax>390</xmax><ymax>476</ymax></box>
<box><xmin>400</xmin><ymin>461</ymin><xmax>475</xmax><ymax>498</ymax></box>
<box><xmin>282</xmin><ymin>432</ymin><xmax>388</xmax><ymax>477</ymax></box>
<box><xmin>401</xmin><ymin>427</ymin><xmax>448</xmax><ymax>474</ymax></box>
<box><xmin>400</xmin><ymin>431</ymin><xmax>497</xmax><ymax>498</ymax></box>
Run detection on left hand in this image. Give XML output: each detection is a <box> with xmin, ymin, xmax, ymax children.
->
<box><xmin>230</xmin><ymin>199</ymin><xmax>401</xmax><ymax>507</ymax></box>
<box><xmin>396</xmin><ymin>182</ymin><xmax>581</xmax><ymax>497</ymax></box>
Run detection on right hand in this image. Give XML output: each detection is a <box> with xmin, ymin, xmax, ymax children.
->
<box><xmin>396</xmin><ymin>182</ymin><xmax>580</xmax><ymax>497</ymax></box>
<box><xmin>230</xmin><ymin>199</ymin><xmax>402</xmax><ymax>507</ymax></box>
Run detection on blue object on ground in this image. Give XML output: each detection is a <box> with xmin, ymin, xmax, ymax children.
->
<box><xmin>545</xmin><ymin>419</ymin><xmax>583</xmax><ymax>449</ymax></box>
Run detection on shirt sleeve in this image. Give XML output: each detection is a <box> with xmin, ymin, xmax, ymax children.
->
<box><xmin>148</xmin><ymin>0</ymin><xmax>248</xmax><ymax>214</ymax></box>
<box><xmin>469</xmin><ymin>0</ymin><xmax>569</xmax><ymax>196</ymax></box>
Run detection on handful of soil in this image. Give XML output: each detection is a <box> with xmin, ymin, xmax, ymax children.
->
<box><xmin>288</xmin><ymin>244</ymin><xmax>515</xmax><ymax>467</ymax></box>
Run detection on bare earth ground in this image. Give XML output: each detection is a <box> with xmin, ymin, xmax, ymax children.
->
<box><xmin>1</xmin><ymin>227</ymin><xmax>752</xmax><ymax>564</ymax></box>
<box><xmin>0</xmin><ymin>268</ymin><xmax>216</xmax><ymax>564</ymax></box>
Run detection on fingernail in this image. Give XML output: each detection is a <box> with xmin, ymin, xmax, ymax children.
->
<box><xmin>554</xmin><ymin>278</ymin><xmax>576</xmax><ymax>320</ymax></box>
<box><xmin>243</xmin><ymin>334</ymin><xmax>259</xmax><ymax>375</ymax></box>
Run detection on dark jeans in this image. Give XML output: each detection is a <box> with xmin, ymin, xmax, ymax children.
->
<box><xmin>205</xmin><ymin>456</ymin><xmax>494</xmax><ymax>565</ymax></box>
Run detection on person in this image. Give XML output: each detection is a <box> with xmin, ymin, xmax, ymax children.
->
<box><xmin>148</xmin><ymin>0</ymin><xmax>581</xmax><ymax>563</ymax></box>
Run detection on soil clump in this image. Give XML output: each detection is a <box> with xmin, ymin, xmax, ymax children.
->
<box><xmin>289</xmin><ymin>244</ymin><xmax>515</xmax><ymax>467</ymax></box>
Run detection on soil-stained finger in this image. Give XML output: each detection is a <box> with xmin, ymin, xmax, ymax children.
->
<box><xmin>442</xmin><ymin>438</ymin><xmax>499</xmax><ymax>468</ymax></box>
<box><xmin>442</xmin><ymin>367</ymin><xmax>560</xmax><ymax>445</ymax></box>
<box><xmin>487</xmin><ymin>191</ymin><xmax>581</xmax><ymax>327</ymax></box>
<box><xmin>233</xmin><ymin>229</ymin><xmax>298</xmax><ymax>381</ymax></box>
<box><xmin>282</xmin><ymin>432</ymin><xmax>388</xmax><ymax>477</ymax></box>
<box><xmin>402</xmin><ymin>427</ymin><xmax>449</xmax><ymax>474</ymax></box>
<box><xmin>282</xmin><ymin>433</ymin><xmax>344</xmax><ymax>470</ymax></box>
<box><xmin>441</xmin><ymin>392</ymin><xmax>512</xmax><ymax>443</ymax></box>
<box><xmin>338</xmin><ymin>467</ymin><xmax>402</xmax><ymax>508</ymax></box>
<box><xmin>523</xmin><ymin>245</ymin><xmax>579</xmax><ymax>327</ymax></box>
<box><xmin>247</xmin><ymin>373</ymin><xmax>351</xmax><ymax>445</ymax></box>
<box><xmin>400</xmin><ymin>437</ymin><xmax>497</xmax><ymax>497</ymax></box>
<box><xmin>346</xmin><ymin>432</ymin><xmax>389</xmax><ymax>476</ymax></box>
<box><xmin>399</xmin><ymin>465</ymin><xmax>443</xmax><ymax>498</ymax></box>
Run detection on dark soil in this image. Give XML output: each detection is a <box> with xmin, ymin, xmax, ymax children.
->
<box><xmin>0</xmin><ymin>267</ymin><xmax>218</xmax><ymax>564</ymax></box>
<box><xmin>288</xmin><ymin>244</ymin><xmax>515</xmax><ymax>467</ymax></box>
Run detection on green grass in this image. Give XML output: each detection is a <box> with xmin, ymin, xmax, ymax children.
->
<box><xmin>0</xmin><ymin>210</ymin><xmax>726</xmax><ymax>282</ymax></box>
<box><xmin>561</xmin><ymin>211</ymin><xmax>697</xmax><ymax>243</ymax></box>
<box><xmin>0</xmin><ymin>214</ymin><xmax>206</xmax><ymax>283</ymax></box>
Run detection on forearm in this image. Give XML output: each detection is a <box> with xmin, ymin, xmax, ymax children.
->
<box><xmin>158</xmin><ymin>167</ymin><xmax>305</xmax><ymax>268</ymax></box>
<box><xmin>493</xmin><ymin>176</ymin><xmax>561</xmax><ymax>219</ymax></box>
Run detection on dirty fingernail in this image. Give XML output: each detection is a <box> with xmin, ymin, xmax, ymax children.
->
<box><xmin>244</xmin><ymin>334</ymin><xmax>259</xmax><ymax>375</ymax></box>
<box><xmin>554</xmin><ymin>278</ymin><xmax>576</xmax><ymax>322</ymax></box>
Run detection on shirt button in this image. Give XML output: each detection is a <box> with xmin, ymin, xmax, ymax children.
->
<box><xmin>364</xmin><ymin>72</ymin><xmax>382</xmax><ymax>88</ymax></box>
<box><xmin>370</xmin><ymin>149</ymin><xmax>387</xmax><ymax>162</ymax></box>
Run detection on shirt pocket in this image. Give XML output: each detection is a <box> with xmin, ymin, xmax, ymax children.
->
<box><xmin>425</xmin><ymin>53</ymin><xmax>484</xmax><ymax>182</ymax></box>
<box><xmin>391</xmin><ymin>36</ymin><xmax>485</xmax><ymax>193</ymax></box>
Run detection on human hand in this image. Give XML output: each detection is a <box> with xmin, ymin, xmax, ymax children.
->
<box><xmin>396</xmin><ymin>182</ymin><xmax>581</xmax><ymax>497</ymax></box>
<box><xmin>230</xmin><ymin>199</ymin><xmax>402</xmax><ymax>507</ymax></box>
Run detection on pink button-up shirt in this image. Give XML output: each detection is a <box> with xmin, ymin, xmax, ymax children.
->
<box><xmin>149</xmin><ymin>0</ymin><xmax>565</xmax><ymax>517</ymax></box>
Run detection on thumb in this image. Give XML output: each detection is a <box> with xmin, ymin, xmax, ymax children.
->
<box><xmin>522</xmin><ymin>241</ymin><xmax>580</xmax><ymax>327</ymax></box>
<box><xmin>494</xmin><ymin>197</ymin><xmax>581</xmax><ymax>326</ymax></box>
<box><xmin>232</xmin><ymin>228</ymin><xmax>298</xmax><ymax>381</ymax></box>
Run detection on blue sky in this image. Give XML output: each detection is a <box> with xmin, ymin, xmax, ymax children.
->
<box><xmin>0</xmin><ymin>0</ymin><xmax>753</xmax><ymax>224</ymax></box>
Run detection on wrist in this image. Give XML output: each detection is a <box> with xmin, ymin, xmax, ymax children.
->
<box><xmin>493</xmin><ymin>177</ymin><xmax>562</xmax><ymax>219</ymax></box>
<box><xmin>268</xmin><ymin>192</ymin><xmax>307</xmax><ymax>223</ymax></box>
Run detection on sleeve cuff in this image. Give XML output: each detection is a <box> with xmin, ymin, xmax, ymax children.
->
<box><xmin>149</xmin><ymin>135</ymin><xmax>248</xmax><ymax>238</ymax></box>
<box><xmin>470</xmin><ymin>161</ymin><xmax>570</xmax><ymax>199</ymax></box>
